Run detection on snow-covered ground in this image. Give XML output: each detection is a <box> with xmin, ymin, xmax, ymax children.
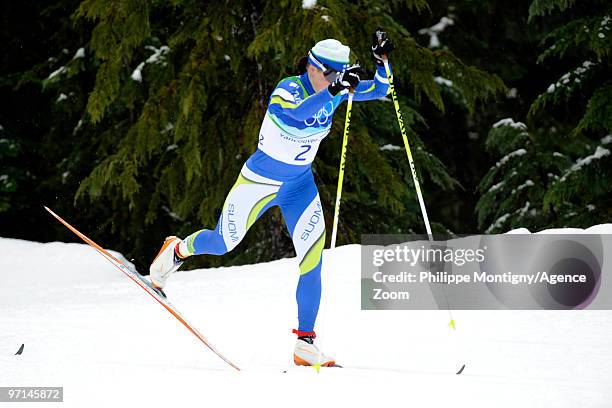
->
<box><xmin>1</xmin><ymin>228</ymin><xmax>611</xmax><ymax>407</ymax></box>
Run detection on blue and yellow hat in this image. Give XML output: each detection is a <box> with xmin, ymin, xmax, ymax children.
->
<box><xmin>308</xmin><ymin>39</ymin><xmax>350</xmax><ymax>72</ymax></box>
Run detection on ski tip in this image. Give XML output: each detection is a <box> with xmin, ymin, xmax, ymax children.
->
<box><xmin>15</xmin><ymin>343</ymin><xmax>24</xmax><ymax>355</ymax></box>
<box><xmin>456</xmin><ymin>364</ymin><xmax>466</xmax><ymax>375</ymax></box>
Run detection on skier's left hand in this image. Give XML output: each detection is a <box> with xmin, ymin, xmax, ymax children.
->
<box><xmin>372</xmin><ymin>27</ymin><xmax>394</xmax><ymax>66</ymax></box>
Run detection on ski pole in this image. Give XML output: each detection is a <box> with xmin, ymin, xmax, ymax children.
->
<box><xmin>382</xmin><ymin>56</ymin><xmax>465</xmax><ymax>374</ymax></box>
<box><xmin>382</xmin><ymin>57</ymin><xmax>433</xmax><ymax>240</ymax></box>
<box><xmin>330</xmin><ymin>91</ymin><xmax>354</xmax><ymax>249</ymax></box>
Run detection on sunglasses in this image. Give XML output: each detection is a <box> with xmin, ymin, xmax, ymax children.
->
<box><xmin>323</xmin><ymin>66</ymin><xmax>341</xmax><ymax>82</ymax></box>
<box><xmin>308</xmin><ymin>51</ymin><xmax>343</xmax><ymax>82</ymax></box>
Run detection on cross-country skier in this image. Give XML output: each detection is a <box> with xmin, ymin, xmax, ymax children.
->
<box><xmin>149</xmin><ymin>29</ymin><xmax>394</xmax><ymax>367</ymax></box>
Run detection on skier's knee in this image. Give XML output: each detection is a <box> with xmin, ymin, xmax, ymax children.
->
<box><xmin>297</xmin><ymin>232</ymin><xmax>325</xmax><ymax>275</ymax></box>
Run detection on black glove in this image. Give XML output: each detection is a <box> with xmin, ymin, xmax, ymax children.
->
<box><xmin>328</xmin><ymin>64</ymin><xmax>362</xmax><ymax>96</ymax></box>
<box><xmin>372</xmin><ymin>27</ymin><xmax>394</xmax><ymax>66</ymax></box>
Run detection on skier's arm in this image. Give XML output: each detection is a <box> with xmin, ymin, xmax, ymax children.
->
<box><xmin>352</xmin><ymin>27</ymin><xmax>395</xmax><ymax>102</ymax></box>
<box><xmin>351</xmin><ymin>64</ymin><xmax>392</xmax><ymax>102</ymax></box>
<box><xmin>269</xmin><ymin>88</ymin><xmax>334</xmax><ymax>121</ymax></box>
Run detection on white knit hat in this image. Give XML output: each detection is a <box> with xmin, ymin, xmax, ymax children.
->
<box><xmin>309</xmin><ymin>39</ymin><xmax>350</xmax><ymax>72</ymax></box>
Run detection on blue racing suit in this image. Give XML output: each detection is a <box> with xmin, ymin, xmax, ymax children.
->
<box><xmin>182</xmin><ymin>64</ymin><xmax>391</xmax><ymax>332</ymax></box>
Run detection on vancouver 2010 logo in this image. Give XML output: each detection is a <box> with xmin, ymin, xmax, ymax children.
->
<box><xmin>304</xmin><ymin>101</ymin><xmax>335</xmax><ymax>126</ymax></box>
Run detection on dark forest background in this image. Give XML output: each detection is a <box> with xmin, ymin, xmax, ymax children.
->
<box><xmin>1</xmin><ymin>0</ymin><xmax>610</xmax><ymax>272</ymax></box>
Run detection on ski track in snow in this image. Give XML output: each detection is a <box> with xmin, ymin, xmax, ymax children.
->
<box><xmin>1</xmin><ymin>236</ymin><xmax>611</xmax><ymax>407</ymax></box>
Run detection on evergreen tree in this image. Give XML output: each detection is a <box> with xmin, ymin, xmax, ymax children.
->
<box><xmin>475</xmin><ymin>0</ymin><xmax>611</xmax><ymax>232</ymax></box>
<box><xmin>4</xmin><ymin>0</ymin><xmax>504</xmax><ymax>270</ymax></box>
<box><xmin>0</xmin><ymin>0</ymin><xmax>94</xmax><ymax>241</ymax></box>
<box><xmin>391</xmin><ymin>0</ymin><xmax>536</xmax><ymax>233</ymax></box>
<box><xmin>527</xmin><ymin>0</ymin><xmax>612</xmax><ymax>224</ymax></box>
<box><xmin>476</xmin><ymin>118</ymin><xmax>572</xmax><ymax>232</ymax></box>
<box><xmin>0</xmin><ymin>126</ymin><xmax>22</xmax><ymax>213</ymax></box>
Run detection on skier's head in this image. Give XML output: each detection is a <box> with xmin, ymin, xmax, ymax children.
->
<box><xmin>305</xmin><ymin>39</ymin><xmax>350</xmax><ymax>92</ymax></box>
<box><xmin>309</xmin><ymin>39</ymin><xmax>351</xmax><ymax>73</ymax></box>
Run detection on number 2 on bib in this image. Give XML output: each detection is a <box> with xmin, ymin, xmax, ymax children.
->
<box><xmin>294</xmin><ymin>145</ymin><xmax>312</xmax><ymax>161</ymax></box>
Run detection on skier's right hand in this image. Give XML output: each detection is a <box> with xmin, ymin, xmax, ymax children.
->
<box><xmin>328</xmin><ymin>64</ymin><xmax>362</xmax><ymax>96</ymax></box>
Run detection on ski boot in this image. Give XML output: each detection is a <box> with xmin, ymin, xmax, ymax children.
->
<box><xmin>292</xmin><ymin>330</ymin><xmax>337</xmax><ymax>367</ymax></box>
<box><xmin>149</xmin><ymin>236</ymin><xmax>185</xmax><ymax>296</ymax></box>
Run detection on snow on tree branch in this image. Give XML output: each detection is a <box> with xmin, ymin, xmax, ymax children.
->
<box><xmin>419</xmin><ymin>16</ymin><xmax>454</xmax><ymax>48</ymax></box>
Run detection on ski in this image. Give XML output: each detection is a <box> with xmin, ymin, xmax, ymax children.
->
<box><xmin>44</xmin><ymin>206</ymin><xmax>240</xmax><ymax>371</ymax></box>
<box><xmin>282</xmin><ymin>363</ymin><xmax>343</xmax><ymax>373</ymax></box>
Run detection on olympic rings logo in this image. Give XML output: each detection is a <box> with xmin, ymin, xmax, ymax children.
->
<box><xmin>304</xmin><ymin>100</ymin><xmax>335</xmax><ymax>126</ymax></box>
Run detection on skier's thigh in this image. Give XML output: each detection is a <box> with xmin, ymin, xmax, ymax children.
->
<box><xmin>220</xmin><ymin>167</ymin><xmax>281</xmax><ymax>252</ymax></box>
